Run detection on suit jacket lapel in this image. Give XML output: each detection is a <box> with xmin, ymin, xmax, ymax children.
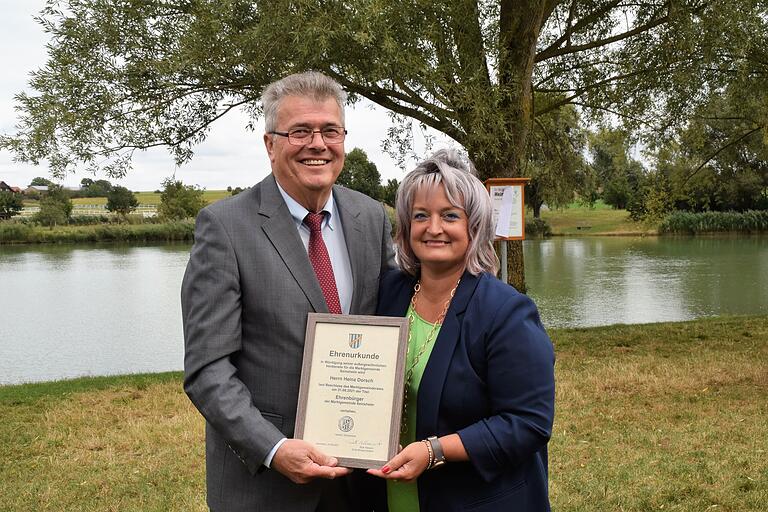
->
<box><xmin>416</xmin><ymin>271</ymin><xmax>481</xmax><ymax>438</ymax></box>
<box><xmin>334</xmin><ymin>187</ymin><xmax>365</xmax><ymax>313</ymax></box>
<box><xmin>259</xmin><ymin>175</ymin><xmax>328</xmax><ymax>314</ymax></box>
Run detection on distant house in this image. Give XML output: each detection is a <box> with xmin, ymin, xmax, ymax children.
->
<box><xmin>10</xmin><ymin>187</ymin><xmax>22</xmax><ymax>194</ymax></box>
<box><xmin>0</xmin><ymin>181</ymin><xmax>12</xmax><ymax>192</ymax></box>
<box><xmin>25</xmin><ymin>185</ymin><xmax>49</xmax><ymax>195</ymax></box>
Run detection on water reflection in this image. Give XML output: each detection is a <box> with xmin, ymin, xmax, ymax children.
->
<box><xmin>1</xmin><ymin>237</ymin><xmax>766</xmax><ymax>384</ymax></box>
<box><xmin>524</xmin><ymin>236</ymin><xmax>768</xmax><ymax>328</ymax></box>
<box><xmin>0</xmin><ymin>243</ymin><xmax>191</xmax><ymax>385</ymax></box>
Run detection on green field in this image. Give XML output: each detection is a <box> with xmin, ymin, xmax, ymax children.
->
<box><xmin>22</xmin><ymin>190</ymin><xmax>232</xmax><ymax>207</ymax></box>
<box><xmin>1</xmin><ymin>316</ymin><xmax>765</xmax><ymax>511</ymax></box>
<box><xmin>64</xmin><ymin>190</ymin><xmax>232</xmax><ymax>207</ymax></box>
<box><xmin>538</xmin><ymin>200</ymin><xmax>656</xmax><ymax>236</ymax></box>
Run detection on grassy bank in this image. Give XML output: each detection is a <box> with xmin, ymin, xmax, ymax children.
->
<box><xmin>536</xmin><ymin>203</ymin><xmax>768</xmax><ymax>236</ymax></box>
<box><xmin>538</xmin><ymin>200</ymin><xmax>654</xmax><ymax>236</ymax></box>
<box><xmin>0</xmin><ymin>221</ymin><xmax>195</xmax><ymax>244</ymax></box>
<box><xmin>1</xmin><ymin>316</ymin><xmax>766</xmax><ymax>511</ymax></box>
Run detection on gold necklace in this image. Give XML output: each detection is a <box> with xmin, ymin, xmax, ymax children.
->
<box><xmin>401</xmin><ymin>277</ymin><xmax>461</xmax><ymax>434</ymax></box>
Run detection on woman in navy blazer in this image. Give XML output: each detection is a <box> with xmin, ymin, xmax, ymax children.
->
<box><xmin>362</xmin><ymin>149</ymin><xmax>555</xmax><ymax>512</ymax></box>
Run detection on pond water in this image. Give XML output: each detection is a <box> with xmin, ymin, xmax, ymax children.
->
<box><xmin>524</xmin><ymin>236</ymin><xmax>768</xmax><ymax>328</ymax></box>
<box><xmin>1</xmin><ymin>236</ymin><xmax>766</xmax><ymax>384</ymax></box>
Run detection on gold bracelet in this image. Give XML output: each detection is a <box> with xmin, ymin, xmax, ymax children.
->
<box><xmin>422</xmin><ymin>439</ymin><xmax>434</xmax><ymax>469</ymax></box>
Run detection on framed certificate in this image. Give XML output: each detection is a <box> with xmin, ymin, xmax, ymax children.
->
<box><xmin>295</xmin><ymin>313</ymin><xmax>409</xmax><ymax>469</ymax></box>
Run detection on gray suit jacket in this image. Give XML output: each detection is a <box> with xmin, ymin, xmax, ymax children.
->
<box><xmin>182</xmin><ymin>174</ymin><xmax>395</xmax><ymax>512</ymax></box>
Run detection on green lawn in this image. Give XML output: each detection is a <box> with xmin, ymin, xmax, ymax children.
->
<box><xmin>2</xmin><ymin>315</ymin><xmax>766</xmax><ymax>511</ymax></box>
<box><xmin>539</xmin><ymin>200</ymin><xmax>657</xmax><ymax>235</ymax></box>
<box><xmin>31</xmin><ymin>190</ymin><xmax>233</xmax><ymax>207</ymax></box>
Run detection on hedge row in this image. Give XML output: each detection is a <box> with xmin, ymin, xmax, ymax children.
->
<box><xmin>658</xmin><ymin>210</ymin><xmax>768</xmax><ymax>234</ymax></box>
<box><xmin>0</xmin><ymin>221</ymin><xmax>195</xmax><ymax>244</ymax></box>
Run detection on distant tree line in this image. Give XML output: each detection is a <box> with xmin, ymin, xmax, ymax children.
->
<box><xmin>522</xmin><ymin>118</ymin><xmax>766</xmax><ymax>224</ymax></box>
<box><xmin>337</xmin><ymin>148</ymin><xmax>398</xmax><ymax>208</ymax></box>
<box><xmin>583</xmin><ymin>127</ymin><xmax>767</xmax><ymax>223</ymax></box>
<box><xmin>1</xmin><ymin>176</ymin><xmax>209</xmax><ymax>225</ymax></box>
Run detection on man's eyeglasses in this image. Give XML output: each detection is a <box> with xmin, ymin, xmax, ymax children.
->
<box><xmin>269</xmin><ymin>126</ymin><xmax>347</xmax><ymax>146</ymax></box>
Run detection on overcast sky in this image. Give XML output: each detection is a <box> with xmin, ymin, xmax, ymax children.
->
<box><xmin>0</xmin><ymin>1</ymin><xmax>455</xmax><ymax>191</ymax></box>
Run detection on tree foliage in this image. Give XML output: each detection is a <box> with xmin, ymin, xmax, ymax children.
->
<box><xmin>525</xmin><ymin>104</ymin><xmax>590</xmax><ymax>217</ymax></box>
<box><xmin>33</xmin><ymin>184</ymin><xmax>73</xmax><ymax>226</ymax></box>
<box><xmin>106</xmin><ymin>185</ymin><xmax>140</xmax><ymax>216</ymax></box>
<box><xmin>381</xmin><ymin>178</ymin><xmax>399</xmax><ymax>208</ymax></box>
<box><xmin>29</xmin><ymin>176</ymin><xmax>54</xmax><ymax>187</ymax></box>
<box><xmin>337</xmin><ymin>148</ymin><xmax>383</xmax><ymax>201</ymax></box>
<box><xmin>3</xmin><ymin>0</ymin><xmax>766</xmax><ymax>289</ymax></box>
<box><xmin>158</xmin><ymin>178</ymin><xmax>206</xmax><ymax>220</ymax></box>
<box><xmin>4</xmin><ymin>0</ymin><xmax>764</xmax><ymax>181</ymax></box>
<box><xmin>0</xmin><ymin>191</ymin><xmax>24</xmax><ymax>220</ymax></box>
<box><xmin>81</xmin><ymin>179</ymin><xmax>114</xmax><ymax>198</ymax></box>
<box><xmin>589</xmin><ymin>128</ymin><xmax>646</xmax><ymax>211</ymax></box>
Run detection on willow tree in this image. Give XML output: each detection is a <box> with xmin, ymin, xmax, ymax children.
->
<box><xmin>4</xmin><ymin>0</ymin><xmax>765</xmax><ymax>290</ymax></box>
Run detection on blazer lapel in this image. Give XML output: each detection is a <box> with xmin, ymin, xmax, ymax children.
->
<box><xmin>334</xmin><ymin>187</ymin><xmax>366</xmax><ymax>313</ymax></box>
<box><xmin>416</xmin><ymin>271</ymin><xmax>482</xmax><ymax>438</ymax></box>
<box><xmin>259</xmin><ymin>175</ymin><xmax>328</xmax><ymax>314</ymax></box>
<box><xmin>381</xmin><ymin>272</ymin><xmax>416</xmax><ymax>318</ymax></box>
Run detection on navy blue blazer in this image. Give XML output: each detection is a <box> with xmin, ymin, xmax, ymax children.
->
<box><xmin>359</xmin><ymin>270</ymin><xmax>555</xmax><ymax>512</ymax></box>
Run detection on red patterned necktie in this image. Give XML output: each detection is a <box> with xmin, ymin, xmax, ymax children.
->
<box><xmin>304</xmin><ymin>212</ymin><xmax>342</xmax><ymax>314</ymax></box>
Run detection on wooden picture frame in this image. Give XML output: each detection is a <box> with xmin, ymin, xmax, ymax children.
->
<box><xmin>295</xmin><ymin>313</ymin><xmax>409</xmax><ymax>469</ymax></box>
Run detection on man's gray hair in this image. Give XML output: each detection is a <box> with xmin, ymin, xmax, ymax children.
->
<box><xmin>261</xmin><ymin>71</ymin><xmax>347</xmax><ymax>132</ymax></box>
<box><xmin>395</xmin><ymin>149</ymin><xmax>499</xmax><ymax>276</ymax></box>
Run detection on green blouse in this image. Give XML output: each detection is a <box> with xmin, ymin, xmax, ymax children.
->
<box><xmin>387</xmin><ymin>305</ymin><xmax>442</xmax><ymax>512</ymax></box>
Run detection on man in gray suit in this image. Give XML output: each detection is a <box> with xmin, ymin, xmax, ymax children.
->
<box><xmin>182</xmin><ymin>71</ymin><xmax>395</xmax><ymax>511</ymax></box>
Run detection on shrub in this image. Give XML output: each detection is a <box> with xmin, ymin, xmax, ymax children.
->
<box><xmin>106</xmin><ymin>186</ymin><xmax>139</xmax><ymax>216</ymax></box>
<box><xmin>0</xmin><ymin>220</ymin><xmax>195</xmax><ymax>244</ymax></box>
<box><xmin>526</xmin><ymin>217</ymin><xmax>552</xmax><ymax>237</ymax></box>
<box><xmin>0</xmin><ymin>191</ymin><xmax>24</xmax><ymax>219</ymax></box>
<box><xmin>158</xmin><ymin>178</ymin><xmax>205</xmax><ymax>220</ymax></box>
<box><xmin>0</xmin><ymin>222</ymin><xmax>33</xmax><ymax>242</ymax></box>
<box><xmin>33</xmin><ymin>200</ymin><xmax>69</xmax><ymax>226</ymax></box>
<box><xmin>659</xmin><ymin>210</ymin><xmax>768</xmax><ymax>234</ymax></box>
<box><xmin>384</xmin><ymin>204</ymin><xmax>396</xmax><ymax>237</ymax></box>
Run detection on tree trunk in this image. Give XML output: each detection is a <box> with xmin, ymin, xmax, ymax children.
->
<box><xmin>485</xmin><ymin>1</ymin><xmax>548</xmax><ymax>293</ymax></box>
<box><xmin>533</xmin><ymin>201</ymin><xmax>542</xmax><ymax>218</ymax></box>
<box><xmin>507</xmin><ymin>240</ymin><xmax>526</xmax><ymax>293</ymax></box>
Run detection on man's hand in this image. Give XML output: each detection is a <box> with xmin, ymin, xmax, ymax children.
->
<box><xmin>271</xmin><ymin>439</ymin><xmax>352</xmax><ymax>484</ymax></box>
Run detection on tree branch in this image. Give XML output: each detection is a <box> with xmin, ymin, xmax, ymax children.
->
<box><xmin>683</xmin><ymin>126</ymin><xmax>763</xmax><ymax>183</ymax></box>
<box><xmin>535</xmin><ymin>68</ymin><xmax>655</xmax><ymax>116</ymax></box>
<box><xmin>536</xmin><ymin>4</ymin><xmax>670</xmax><ymax>62</ymax></box>
<box><xmin>97</xmin><ymin>99</ymin><xmax>250</xmax><ymax>155</ymax></box>
<box><xmin>334</xmin><ymin>77</ymin><xmax>464</xmax><ymax>142</ymax></box>
<box><xmin>568</xmin><ymin>100</ymin><xmax>658</xmax><ymax>128</ymax></box>
<box><xmin>536</xmin><ymin>0</ymin><xmax>623</xmax><ymax>61</ymax></box>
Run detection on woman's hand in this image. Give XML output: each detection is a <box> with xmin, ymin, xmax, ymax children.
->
<box><xmin>366</xmin><ymin>441</ymin><xmax>431</xmax><ymax>482</ymax></box>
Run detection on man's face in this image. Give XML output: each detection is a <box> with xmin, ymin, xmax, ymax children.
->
<box><xmin>264</xmin><ymin>95</ymin><xmax>345</xmax><ymax>208</ymax></box>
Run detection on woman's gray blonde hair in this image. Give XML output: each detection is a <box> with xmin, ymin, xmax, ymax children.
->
<box><xmin>395</xmin><ymin>149</ymin><xmax>499</xmax><ymax>276</ymax></box>
<box><xmin>261</xmin><ymin>71</ymin><xmax>347</xmax><ymax>132</ymax></box>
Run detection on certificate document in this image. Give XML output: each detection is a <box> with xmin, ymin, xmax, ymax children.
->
<box><xmin>295</xmin><ymin>313</ymin><xmax>409</xmax><ymax>469</ymax></box>
<box><xmin>490</xmin><ymin>185</ymin><xmax>524</xmax><ymax>239</ymax></box>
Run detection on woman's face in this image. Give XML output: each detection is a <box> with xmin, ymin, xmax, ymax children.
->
<box><xmin>409</xmin><ymin>184</ymin><xmax>470</xmax><ymax>274</ymax></box>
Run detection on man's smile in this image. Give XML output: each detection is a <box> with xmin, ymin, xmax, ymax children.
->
<box><xmin>300</xmin><ymin>159</ymin><xmax>331</xmax><ymax>166</ymax></box>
